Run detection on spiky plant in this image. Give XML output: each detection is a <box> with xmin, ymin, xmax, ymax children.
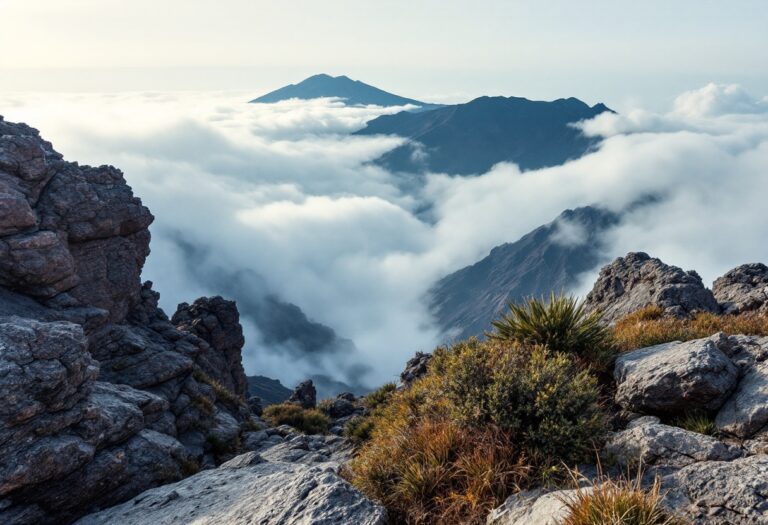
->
<box><xmin>489</xmin><ymin>293</ymin><xmax>613</xmax><ymax>367</ymax></box>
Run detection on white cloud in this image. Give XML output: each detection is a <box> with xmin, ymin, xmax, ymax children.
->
<box><xmin>2</xmin><ymin>84</ymin><xmax>768</xmax><ymax>391</ymax></box>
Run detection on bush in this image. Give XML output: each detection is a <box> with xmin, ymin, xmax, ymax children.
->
<box><xmin>364</xmin><ymin>382</ymin><xmax>397</xmax><ymax>410</ymax></box>
<box><xmin>263</xmin><ymin>402</ymin><xmax>331</xmax><ymax>434</ymax></box>
<box><xmin>612</xmin><ymin>307</ymin><xmax>768</xmax><ymax>352</ymax></box>
<box><xmin>490</xmin><ymin>293</ymin><xmax>613</xmax><ymax>368</ymax></box>
<box><xmin>343</xmin><ymin>382</ymin><xmax>398</xmax><ymax>445</ymax></box>
<box><xmin>348</xmin><ymin>339</ymin><xmax>608</xmax><ymax>524</ymax></box>
<box><xmin>561</xmin><ymin>474</ymin><xmax>687</xmax><ymax>525</ymax></box>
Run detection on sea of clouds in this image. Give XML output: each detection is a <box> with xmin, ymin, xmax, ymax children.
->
<box><xmin>2</xmin><ymin>83</ymin><xmax>767</xmax><ymax>390</ymax></box>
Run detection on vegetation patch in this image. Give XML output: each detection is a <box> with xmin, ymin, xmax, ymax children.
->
<box><xmin>612</xmin><ymin>306</ymin><xmax>768</xmax><ymax>352</ymax></box>
<box><xmin>670</xmin><ymin>412</ymin><xmax>716</xmax><ymax>436</ymax></box>
<box><xmin>490</xmin><ymin>293</ymin><xmax>614</xmax><ymax>369</ymax></box>
<box><xmin>263</xmin><ymin>402</ymin><xmax>331</xmax><ymax>434</ymax></box>
<box><xmin>344</xmin><ymin>382</ymin><xmax>397</xmax><ymax>445</ymax></box>
<box><xmin>348</xmin><ymin>338</ymin><xmax>607</xmax><ymax>524</ymax></box>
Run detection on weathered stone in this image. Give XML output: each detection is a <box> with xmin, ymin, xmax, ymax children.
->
<box><xmin>172</xmin><ymin>296</ymin><xmax>247</xmax><ymax>398</ymax></box>
<box><xmin>73</xmin><ymin>457</ymin><xmax>388</xmax><ymax>525</ymax></box>
<box><xmin>487</xmin><ymin>488</ymin><xmax>587</xmax><ymax>525</ymax></box>
<box><xmin>615</xmin><ymin>336</ymin><xmax>738</xmax><ymax>415</ymax></box>
<box><xmin>288</xmin><ymin>379</ymin><xmax>317</xmax><ymax>409</ymax></box>
<box><xmin>715</xmin><ymin>360</ymin><xmax>768</xmax><ymax>438</ymax></box>
<box><xmin>604</xmin><ymin>421</ymin><xmax>741</xmax><ymax>468</ymax></box>
<box><xmin>400</xmin><ymin>351</ymin><xmax>432</xmax><ymax>386</ymax></box>
<box><xmin>713</xmin><ymin>263</ymin><xmax>768</xmax><ymax>315</ymax></box>
<box><xmin>585</xmin><ymin>252</ymin><xmax>720</xmax><ymax>323</ymax></box>
<box><xmin>662</xmin><ymin>455</ymin><xmax>768</xmax><ymax>524</ymax></box>
<box><xmin>327</xmin><ymin>397</ymin><xmax>356</xmax><ymax>419</ymax></box>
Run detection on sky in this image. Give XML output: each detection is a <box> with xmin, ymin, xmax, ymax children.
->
<box><xmin>2</xmin><ymin>0</ymin><xmax>768</xmax><ymax>109</ymax></box>
<box><xmin>1</xmin><ymin>1</ymin><xmax>768</xmax><ymax>391</ymax></box>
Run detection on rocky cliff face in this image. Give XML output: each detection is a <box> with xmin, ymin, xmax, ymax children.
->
<box><xmin>0</xmin><ymin>116</ymin><xmax>254</xmax><ymax>524</ymax></box>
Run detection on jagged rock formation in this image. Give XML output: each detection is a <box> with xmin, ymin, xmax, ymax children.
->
<box><xmin>74</xmin><ymin>452</ymin><xmax>388</xmax><ymax>525</ymax></box>
<box><xmin>584</xmin><ymin>252</ymin><xmax>720</xmax><ymax>323</ymax></box>
<box><xmin>288</xmin><ymin>379</ymin><xmax>317</xmax><ymax>409</ymax></box>
<box><xmin>400</xmin><ymin>351</ymin><xmax>432</xmax><ymax>386</ymax></box>
<box><xmin>0</xmin><ymin>117</ymin><xmax>253</xmax><ymax>524</ymax></box>
<box><xmin>713</xmin><ymin>263</ymin><xmax>768</xmax><ymax>315</ymax></box>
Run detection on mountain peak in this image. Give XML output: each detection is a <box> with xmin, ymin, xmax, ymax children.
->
<box><xmin>250</xmin><ymin>74</ymin><xmax>442</xmax><ymax>111</ymax></box>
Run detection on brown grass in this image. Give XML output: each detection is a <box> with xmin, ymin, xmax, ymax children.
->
<box><xmin>263</xmin><ymin>402</ymin><xmax>331</xmax><ymax>434</ymax></box>
<box><xmin>560</xmin><ymin>472</ymin><xmax>688</xmax><ymax>525</ymax></box>
<box><xmin>611</xmin><ymin>306</ymin><xmax>768</xmax><ymax>352</ymax></box>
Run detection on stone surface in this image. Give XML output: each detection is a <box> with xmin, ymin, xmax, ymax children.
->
<box><xmin>715</xmin><ymin>360</ymin><xmax>768</xmax><ymax>438</ymax></box>
<box><xmin>400</xmin><ymin>351</ymin><xmax>432</xmax><ymax>386</ymax></box>
<box><xmin>172</xmin><ymin>296</ymin><xmax>247</xmax><ymax>398</ymax></box>
<box><xmin>713</xmin><ymin>263</ymin><xmax>768</xmax><ymax>315</ymax></box>
<box><xmin>614</xmin><ymin>336</ymin><xmax>738</xmax><ymax>415</ymax></box>
<box><xmin>585</xmin><ymin>252</ymin><xmax>720</xmax><ymax>323</ymax></box>
<box><xmin>326</xmin><ymin>397</ymin><xmax>356</xmax><ymax>419</ymax></box>
<box><xmin>662</xmin><ymin>454</ymin><xmax>768</xmax><ymax>524</ymax></box>
<box><xmin>604</xmin><ymin>421</ymin><xmax>742</xmax><ymax>468</ymax></box>
<box><xmin>487</xmin><ymin>488</ymin><xmax>587</xmax><ymax>525</ymax></box>
<box><xmin>288</xmin><ymin>379</ymin><xmax>317</xmax><ymax>409</ymax></box>
<box><xmin>74</xmin><ymin>455</ymin><xmax>387</xmax><ymax>525</ymax></box>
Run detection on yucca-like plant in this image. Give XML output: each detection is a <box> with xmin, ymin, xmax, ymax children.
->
<box><xmin>489</xmin><ymin>293</ymin><xmax>613</xmax><ymax>367</ymax></box>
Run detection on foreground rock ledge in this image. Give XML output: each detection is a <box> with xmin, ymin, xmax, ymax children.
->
<box><xmin>74</xmin><ymin>452</ymin><xmax>387</xmax><ymax>525</ymax></box>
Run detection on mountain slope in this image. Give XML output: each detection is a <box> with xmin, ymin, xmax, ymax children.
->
<box><xmin>250</xmin><ymin>73</ymin><xmax>442</xmax><ymax>110</ymax></box>
<box><xmin>355</xmin><ymin>96</ymin><xmax>612</xmax><ymax>175</ymax></box>
<box><xmin>429</xmin><ymin>206</ymin><xmax>620</xmax><ymax>340</ymax></box>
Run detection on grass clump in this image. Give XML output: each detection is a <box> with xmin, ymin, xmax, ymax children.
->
<box><xmin>612</xmin><ymin>307</ymin><xmax>768</xmax><ymax>352</ymax></box>
<box><xmin>263</xmin><ymin>402</ymin><xmax>331</xmax><ymax>434</ymax></box>
<box><xmin>671</xmin><ymin>412</ymin><xmax>716</xmax><ymax>436</ymax></box>
<box><xmin>561</xmin><ymin>473</ymin><xmax>688</xmax><ymax>525</ymax></box>
<box><xmin>192</xmin><ymin>369</ymin><xmax>246</xmax><ymax>408</ymax></box>
<box><xmin>348</xmin><ymin>338</ymin><xmax>608</xmax><ymax>524</ymax></box>
<box><xmin>490</xmin><ymin>293</ymin><xmax>614</xmax><ymax>368</ymax></box>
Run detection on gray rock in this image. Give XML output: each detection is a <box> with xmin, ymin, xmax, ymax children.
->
<box><xmin>327</xmin><ymin>398</ymin><xmax>356</xmax><ymax>419</ymax></box>
<box><xmin>288</xmin><ymin>379</ymin><xmax>317</xmax><ymax>409</ymax></box>
<box><xmin>585</xmin><ymin>252</ymin><xmax>720</xmax><ymax>323</ymax></box>
<box><xmin>615</xmin><ymin>336</ymin><xmax>738</xmax><ymax>414</ymax></box>
<box><xmin>604</xmin><ymin>422</ymin><xmax>742</xmax><ymax>468</ymax></box>
<box><xmin>715</xmin><ymin>360</ymin><xmax>768</xmax><ymax>438</ymax></box>
<box><xmin>662</xmin><ymin>454</ymin><xmax>768</xmax><ymax>524</ymax></box>
<box><xmin>400</xmin><ymin>351</ymin><xmax>432</xmax><ymax>386</ymax></box>
<box><xmin>247</xmin><ymin>395</ymin><xmax>263</xmax><ymax>416</ymax></box>
<box><xmin>172</xmin><ymin>297</ymin><xmax>247</xmax><ymax>399</ymax></box>
<box><xmin>713</xmin><ymin>263</ymin><xmax>768</xmax><ymax>315</ymax></box>
<box><xmin>73</xmin><ymin>456</ymin><xmax>387</xmax><ymax>525</ymax></box>
<box><xmin>487</xmin><ymin>488</ymin><xmax>587</xmax><ymax>525</ymax></box>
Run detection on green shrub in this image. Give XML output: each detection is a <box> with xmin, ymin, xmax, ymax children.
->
<box><xmin>490</xmin><ymin>293</ymin><xmax>613</xmax><ymax>368</ymax></box>
<box><xmin>341</xmin><ymin>382</ymin><xmax>398</xmax><ymax>445</ymax></box>
<box><xmin>263</xmin><ymin>402</ymin><xmax>331</xmax><ymax>434</ymax></box>
<box><xmin>363</xmin><ymin>382</ymin><xmax>397</xmax><ymax>410</ymax></box>
<box><xmin>344</xmin><ymin>415</ymin><xmax>376</xmax><ymax>444</ymax></box>
<box><xmin>348</xmin><ymin>339</ymin><xmax>608</xmax><ymax>524</ymax></box>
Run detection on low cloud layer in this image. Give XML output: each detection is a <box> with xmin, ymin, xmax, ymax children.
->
<box><xmin>2</xmin><ymin>83</ymin><xmax>767</xmax><ymax>390</ymax></box>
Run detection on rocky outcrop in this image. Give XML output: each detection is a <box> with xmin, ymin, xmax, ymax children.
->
<box><xmin>486</xmin><ymin>488</ymin><xmax>582</xmax><ymax>525</ymax></box>
<box><xmin>713</xmin><ymin>263</ymin><xmax>768</xmax><ymax>315</ymax></box>
<box><xmin>400</xmin><ymin>351</ymin><xmax>432</xmax><ymax>386</ymax></box>
<box><xmin>614</xmin><ymin>336</ymin><xmax>739</xmax><ymax>415</ymax></box>
<box><xmin>288</xmin><ymin>379</ymin><xmax>317</xmax><ymax>409</ymax></box>
<box><xmin>74</xmin><ymin>452</ymin><xmax>387</xmax><ymax>525</ymax></box>
<box><xmin>584</xmin><ymin>252</ymin><xmax>720</xmax><ymax>323</ymax></box>
<box><xmin>604</xmin><ymin>418</ymin><xmax>741</xmax><ymax>468</ymax></box>
<box><xmin>0</xmin><ymin>117</ymin><xmax>253</xmax><ymax>524</ymax></box>
<box><xmin>662</xmin><ymin>455</ymin><xmax>768</xmax><ymax>524</ymax></box>
<box><xmin>172</xmin><ymin>296</ymin><xmax>248</xmax><ymax>398</ymax></box>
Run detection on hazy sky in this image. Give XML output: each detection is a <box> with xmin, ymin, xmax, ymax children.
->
<box><xmin>2</xmin><ymin>0</ymin><xmax>767</xmax><ymax>109</ymax></box>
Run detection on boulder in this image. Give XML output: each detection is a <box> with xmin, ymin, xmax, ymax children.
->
<box><xmin>715</xmin><ymin>360</ymin><xmax>768</xmax><ymax>438</ymax></box>
<box><xmin>400</xmin><ymin>351</ymin><xmax>432</xmax><ymax>386</ymax></box>
<box><xmin>614</xmin><ymin>336</ymin><xmax>738</xmax><ymax>415</ymax></box>
<box><xmin>487</xmin><ymin>488</ymin><xmax>587</xmax><ymax>525</ymax></box>
<box><xmin>288</xmin><ymin>379</ymin><xmax>317</xmax><ymax>409</ymax></box>
<box><xmin>662</xmin><ymin>455</ymin><xmax>768</xmax><ymax>524</ymax></box>
<box><xmin>73</xmin><ymin>454</ymin><xmax>387</xmax><ymax>525</ymax></box>
<box><xmin>713</xmin><ymin>263</ymin><xmax>768</xmax><ymax>315</ymax></box>
<box><xmin>604</xmin><ymin>420</ymin><xmax>741</xmax><ymax>468</ymax></box>
<box><xmin>327</xmin><ymin>397</ymin><xmax>356</xmax><ymax>419</ymax></box>
<box><xmin>585</xmin><ymin>252</ymin><xmax>720</xmax><ymax>323</ymax></box>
